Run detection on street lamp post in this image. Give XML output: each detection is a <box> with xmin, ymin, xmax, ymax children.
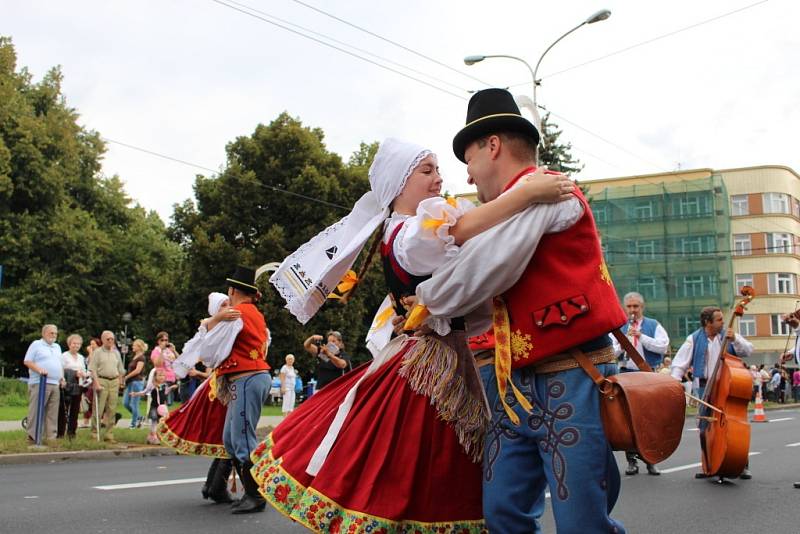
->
<box><xmin>464</xmin><ymin>8</ymin><xmax>611</xmax><ymax>137</ymax></box>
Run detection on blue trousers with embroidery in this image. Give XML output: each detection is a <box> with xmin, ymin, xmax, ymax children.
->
<box><xmin>223</xmin><ymin>372</ymin><xmax>269</xmax><ymax>463</ymax></box>
<box><xmin>480</xmin><ymin>363</ymin><xmax>625</xmax><ymax>534</ymax></box>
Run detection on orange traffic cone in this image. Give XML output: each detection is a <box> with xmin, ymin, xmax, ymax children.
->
<box><xmin>751</xmin><ymin>391</ymin><xmax>768</xmax><ymax>423</ymax></box>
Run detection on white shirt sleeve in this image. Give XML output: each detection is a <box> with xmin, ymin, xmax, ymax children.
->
<box><xmin>640</xmin><ymin>323</ymin><xmax>670</xmax><ymax>355</ymax></box>
<box><xmin>393</xmin><ymin>197</ymin><xmax>475</xmax><ymax>276</ymax></box>
<box><xmin>416</xmin><ymin>197</ymin><xmax>583</xmax><ymax>318</ymax></box>
<box><xmin>174</xmin><ymin>327</ymin><xmax>207</xmax><ymax>379</ymax></box>
<box><xmin>732</xmin><ymin>333</ymin><xmax>754</xmax><ymax>357</ymax></box>
<box><xmin>199</xmin><ymin>319</ymin><xmax>244</xmax><ymax>369</ymax></box>
<box><xmin>670</xmin><ymin>335</ymin><xmax>694</xmax><ymax>381</ymax></box>
<box><xmin>610</xmin><ymin>333</ymin><xmax>624</xmax><ymax>357</ymax></box>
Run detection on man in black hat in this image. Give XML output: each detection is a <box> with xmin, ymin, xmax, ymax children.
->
<box><xmin>203</xmin><ymin>265</ymin><xmax>270</xmax><ymax>514</ymax></box>
<box><xmin>415</xmin><ymin>88</ymin><xmax>628</xmax><ymax>532</ymax></box>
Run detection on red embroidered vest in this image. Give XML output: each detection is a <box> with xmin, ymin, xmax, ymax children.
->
<box><xmin>217</xmin><ymin>302</ymin><xmax>270</xmax><ymax>376</ymax></box>
<box><xmin>502</xmin><ymin>170</ymin><xmax>627</xmax><ymax>368</ymax></box>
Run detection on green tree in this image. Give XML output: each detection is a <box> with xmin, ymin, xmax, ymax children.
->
<box><xmin>0</xmin><ymin>37</ymin><xmax>190</xmax><ymax>368</ymax></box>
<box><xmin>169</xmin><ymin>115</ymin><xmax>384</xmax><ymax>378</ymax></box>
<box><xmin>539</xmin><ymin>112</ymin><xmax>583</xmax><ymax>175</ymax></box>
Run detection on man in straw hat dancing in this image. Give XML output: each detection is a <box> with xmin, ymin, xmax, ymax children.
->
<box><xmin>412</xmin><ymin>88</ymin><xmax>628</xmax><ymax>532</ymax></box>
<box><xmin>200</xmin><ymin>266</ymin><xmax>270</xmax><ymax>514</ymax></box>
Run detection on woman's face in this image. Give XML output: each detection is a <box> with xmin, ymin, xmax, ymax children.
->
<box><xmin>285</xmin><ymin>355</ymin><xmax>295</xmax><ymax>366</ymax></box>
<box><xmin>68</xmin><ymin>338</ymin><xmax>81</xmax><ymax>353</ymax></box>
<box><xmin>394</xmin><ymin>154</ymin><xmax>442</xmax><ymax>211</ymax></box>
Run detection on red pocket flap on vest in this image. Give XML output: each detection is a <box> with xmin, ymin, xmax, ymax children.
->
<box><xmin>533</xmin><ymin>294</ymin><xmax>590</xmax><ymax>328</ymax></box>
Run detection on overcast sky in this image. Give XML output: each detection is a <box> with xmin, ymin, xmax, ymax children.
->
<box><xmin>5</xmin><ymin>0</ymin><xmax>797</xmax><ymax>222</ymax></box>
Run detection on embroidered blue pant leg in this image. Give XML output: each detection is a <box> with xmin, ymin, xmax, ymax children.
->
<box><xmin>223</xmin><ymin>372</ymin><xmax>269</xmax><ymax>463</ymax></box>
<box><xmin>480</xmin><ymin>365</ymin><xmax>547</xmax><ymax>534</ymax></box>
<box><xmin>480</xmin><ymin>363</ymin><xmax>625</xmax><ymax>534</ymax></box>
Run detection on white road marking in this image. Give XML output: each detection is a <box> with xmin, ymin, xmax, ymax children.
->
<box><xmin>94</xmin><ymin>477</ymin><xmax>206</xmax><ymax>490</ymax></box>
<box><xmin>23</xmin><ymin>496</ymin><xmax>38</xmax><ymax>499</ymax></box>
<box><xmin>658</xmin><ymin>452</ymin><xmax>761</xmax><ymax>474</ymax></box>
<box><xmin>684</xmin><ymin>428</ymin><xmax>699</xmax><ymax>432</ymax></box>
<box><xmin>786</xmin><ymin>442</ymin><xmax>800</xmax><ymax>447</ymax></box>
<box><xmin>768</xmin><ymin>417</ymin><xmax>794</xmax><ymax>422</ymax></box>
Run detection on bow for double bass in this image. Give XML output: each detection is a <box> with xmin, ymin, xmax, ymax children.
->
<box><xmin>697</xmin><ymin>286</ymin><xmax>755</xmax><ymax>480</ymax></box>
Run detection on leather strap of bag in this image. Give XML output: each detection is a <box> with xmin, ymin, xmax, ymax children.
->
<box><xmin>573</xmin><ymin>328</ymin><xmax>654</xmax><ymax>387</ymax></box>
<box><xmin>610</xmin><ymin>328</ymin><xmax>654</xmax><ymax>373</ymax></box>
<box><xmin>571</xmin><ymin>349</ymin><xmax>607</xmax><ymax>386</ymax></box>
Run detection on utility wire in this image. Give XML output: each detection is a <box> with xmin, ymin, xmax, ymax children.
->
<box><xmin>225</xmin><ymin>0</ymin><xmax>470</xmax><ymax>93</ymax></box>
<box><xmin>510</xmin><ymin>0</ymin><xmax>770</xmax><ymax>88</ymax></box>
<box><xmin>210</xmin><ymin>0</ymin><xmax>467</xmax><ymax>100</ymax></box>
<box><xmin>289</xmin><ymin>0</ymin><xmax>492</xmax><ymax>88</ymax></box>
<box><xmin>104</xmin><ymin>137</ymin><xmax>351</xmax><ymax>211</ymax></box>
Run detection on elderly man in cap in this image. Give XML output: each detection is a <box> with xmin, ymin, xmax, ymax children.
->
<box><xmin>414</xmin><ymin>88</ymin><xmax>628</xmax><ymax>533</ymax></box>
<box><xmin>200</xmin><ymin>266</ymin><xmax>270</xmax><ymax>514</ymax></box>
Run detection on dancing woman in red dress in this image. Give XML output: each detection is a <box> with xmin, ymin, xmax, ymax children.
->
<box><xmin>254</xmin><ymin>138</ymin><xmax>572</xmax><ymax>533</ymax></box>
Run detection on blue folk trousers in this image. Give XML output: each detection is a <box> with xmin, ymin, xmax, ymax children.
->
<box><xmin>223</xmin><ymin>372</ymin><xmax>269</xmax><ymax>463</ymax></box>
<box><xmin>480</xmin><ymin>362</ymin><xmax>625</xmax><ymax>534</ymax></box>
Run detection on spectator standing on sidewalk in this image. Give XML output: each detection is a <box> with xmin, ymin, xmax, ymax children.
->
<box><xmin>122</xmin><ymin>339</ymin><xmax>147</xmax><ymax>428</ymax></box>
<box><xmin>610</xmin><ymin>291</ymin><xmax>669</xmax><ymax>476</ymax></box>
<box><xmin>279</xmin><ymin>354</ymin><xmax>297</xmax><ymax>414</ymax></box>
<box><xmin>89</xmin><ymin>331</ymin><xmax>125</xmax><ymax>442</ymax></box>
<box><xmin>151</xmin><ymin>331</ymin><xmax>178</xmax><ymax>404</ymax></box>
<box><xmin>80</xmin><ymin>337</ymin><xmax>100</xmax><ymax>428</ymax></box>
<box><xmin>23</xmin><ymin>324</ymin><xmax>63</xmax><ymax>442</ymax></box>
<box><xmin>58</xmin><ymin>334</ymin><xmax>86</xmax><ymax>438</ymax></box>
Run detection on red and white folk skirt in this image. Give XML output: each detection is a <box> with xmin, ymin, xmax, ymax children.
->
<box><xmin>250</xmin><ymin>333</ymin><xmax>488</xmax><ymax>534</ymax></box>
<box><xmin>157</xmin><ymin>377</ymin><xmax>228</xmax><ymax>458</ymax></box>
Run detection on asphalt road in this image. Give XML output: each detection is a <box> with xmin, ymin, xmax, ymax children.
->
<box><xmin>540</xmin><ymin>406</ymin><xmax>800</xmax><ymax>533</ymax></box>
<box><xmin>1</xmin><ymin>408</ymin><xmax>798</xmax><ymax>533</ymax></box>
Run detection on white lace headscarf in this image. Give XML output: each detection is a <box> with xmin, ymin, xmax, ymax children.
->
<box><xmin>207</xmin><ymin>292</ymin><xmax>228</xmax><ymax>316</ymax></box>
<box><xmin>269</xmin><ymin>138</ymin><xmax>432</xmax><ymax>324</ymax></box>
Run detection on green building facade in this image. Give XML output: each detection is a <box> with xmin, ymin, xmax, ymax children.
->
<box><xmin>590</xmin><ymin>175</ymin><xmax>734</xmax><ymax>349</ymax></box>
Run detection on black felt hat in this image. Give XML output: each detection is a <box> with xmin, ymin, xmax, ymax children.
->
<box><xmin>226</xmin><ymin>265</ymin><xmax>259</xmax><ymax>294</ymax></box>
<box><xmin>452</xmin><ymin>88</ymin><xmax>540</xmax><ymax>163</ymax></box>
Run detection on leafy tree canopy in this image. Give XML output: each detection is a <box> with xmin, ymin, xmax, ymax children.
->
<box><xmin>0</xmin><ymin>36</ymin><xmax>189</xmax><ymax>368</ymax></box>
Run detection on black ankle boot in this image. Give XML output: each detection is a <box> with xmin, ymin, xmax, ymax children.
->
<box><xmin>201</xmin><ymin>458</ymin><xmax>219</xmax><ymax>499</ymax></box>
<box><xmin>208</xmin><ymin>459</ymin><xmax>234</xmax><ymax>503</ymax></box>
<box><xmin>232</xmin><ymin>461</ymin><xmax>266</xmax><ymax>514</ymax></box>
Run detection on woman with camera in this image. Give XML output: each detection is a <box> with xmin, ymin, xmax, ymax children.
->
<box><xmin>302</xmin><ymin>332</ymin><xmax>351</xmax><ymax>390</ymax></box>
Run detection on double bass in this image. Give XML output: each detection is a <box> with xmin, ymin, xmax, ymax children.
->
<box><xmin>697</xmin><ymin>286</ymin><xmax>755</xmax><ymax>480</ymax></box>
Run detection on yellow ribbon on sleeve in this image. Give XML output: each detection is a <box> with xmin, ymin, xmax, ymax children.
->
<box><xmin>492</xmin><ymin>297</ymin><xmax>533</xmax><ymax>425</ymax></box>
<box><xmin>404</xmin><ymin>304</ymin><xmax>430</xmax><ymax>331</ymax></box>
<box><xmin>328</xmin><ymin>270</ymin><xmax>359</xmax><ymax>299</ymax></box>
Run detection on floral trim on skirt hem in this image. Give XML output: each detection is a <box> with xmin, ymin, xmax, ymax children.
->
<box><xmin>156</xmin><ymin>420</ymin><xmax>229</xmax><ymax>458</ymax></box>
<box><xmin>251</xmin><ymin>435</ymin><xmax>487</xmax><ymax>534</ymax></box>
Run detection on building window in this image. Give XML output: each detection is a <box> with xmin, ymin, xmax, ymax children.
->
<box><xmin>768</xmin><ymin>273</ymin><xmax>796</xmax><ymax>294</ymax></box>
<box><xmin>766</xmin><ymin>233</ymin><xmax>793</xmax><ymax>254</ymax></box>
<box><xmin>677</xmin><ymin>315</ymin><xmax>700</xmax><ymax>338</ymax></box>
<box><xmin>634</xmin><ymin>240</ymin><xmax>656</xmax><ymax>260</ymax></box>
<box><xmin>676</xmin><ymin>193</ymin><xmax>709</xmax><ymax>217</ymax></box>
<box><xmin>637</xmin><ymin>276</ymin><xmax>657</xmax><ymax>300</ymax></box>
<box><xmin>763</xmin><ymin>192</ymin><xmax>790</xmax><ymax>214</ymax></box>
<box><xmin>735</xmin><ymin>273</ymin><xmax>753</xmax><ymax>292</ymax></box>
<box><xmin>771</xmin><ymin>314</ymin><xmax>792</xmax><ymax>336</ymax></box>
<box><xmin>592</xmin><ymin>204</ymin><xmax>608</xmax><ymax>224</ymax></box>
<box><xmin>682</xmin><ymin>275</ymin><xmax>705</xmax><ymax>297</ymax></box>
<box><xmin>733</xmin><ymin>234</ymin><xmax>751</xmax><ymax>256</ymax></box>
<box><xmin>730</xmin><ymin>194</ymin><xmax>749</xmax><ymax>216</ymax></box>
<box><xmin>739</xmin><ymin>314</ymin><xmax>756</xmax><ymax>337</ymax></box>
<box><xmin>633</xmin><ymin>201</ymin><xmax>654</xmax><ymax>221</ymax></box>
<box><xmin>681</xmin><ymin>236</ymin><xmax>704</xmax><ymax>256</ymax></box>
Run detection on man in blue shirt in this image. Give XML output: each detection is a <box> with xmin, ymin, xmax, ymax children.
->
<box><xmin>24</xmin><ymin>324</ymin><xmax>63</xmax><ymax>441</ymax></box>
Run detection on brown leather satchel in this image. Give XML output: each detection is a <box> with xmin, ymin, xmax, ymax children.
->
<box><xmin>572</xmin><ymin>329</ymin><xmax>685</xmax><ymax>465</ymax></box>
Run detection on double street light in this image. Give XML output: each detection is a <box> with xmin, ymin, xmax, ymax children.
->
<box><xmin>464</xmin><ymin>9</ymin><xmax>612</xmax><ymax>137</ymax></box>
